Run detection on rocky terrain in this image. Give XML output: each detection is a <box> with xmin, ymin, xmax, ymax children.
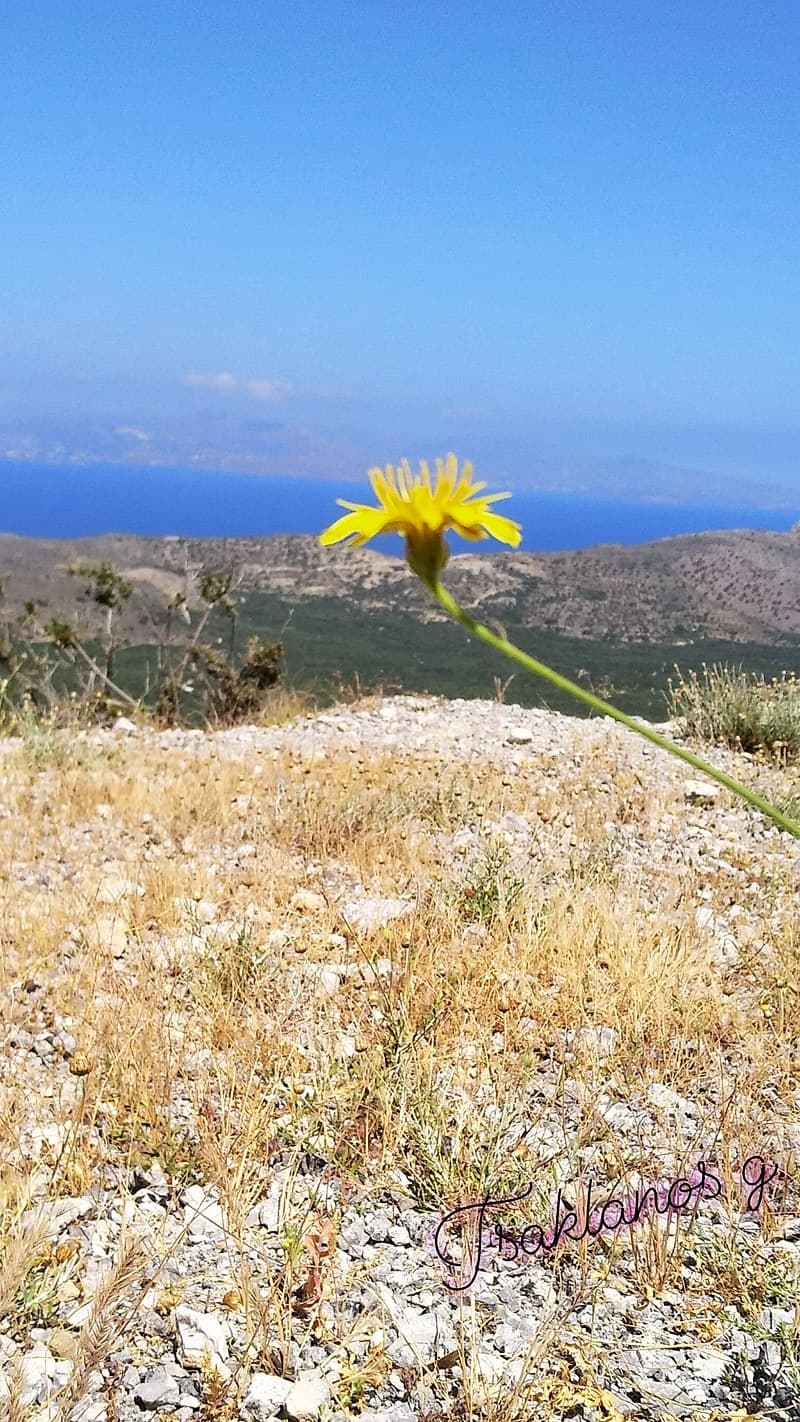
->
<box><xmin>2</xmin><ymin>524</ymin><xmax>800</xmax><ymax>645</ymax></box>
<box><xmin>1</xmin><ymin>695</ymin><xmax>800</xmax><ymax>1421</ymax></box>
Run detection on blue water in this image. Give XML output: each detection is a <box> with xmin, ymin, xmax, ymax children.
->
<box><xmin>0</xmin><ymin>459</ymin><xmax>796</xmax><ymax>553</ymax></box>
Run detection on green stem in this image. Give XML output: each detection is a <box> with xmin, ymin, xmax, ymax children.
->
<box><xmin>430</xmin><ymin>577</ymin><xmax>800</xmax><ymax>842</ymax></box>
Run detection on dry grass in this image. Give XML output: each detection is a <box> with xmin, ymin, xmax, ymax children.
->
<box><xmin>0</xmin><ymin>708</ymin><xmax>798</xmax><ymax>1417</ymax></box>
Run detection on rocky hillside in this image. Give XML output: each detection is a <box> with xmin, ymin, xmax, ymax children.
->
<box><xmin>2</xmin><ymin>524</ymin><xmax>800</xmax><ymax>644</ymax></box>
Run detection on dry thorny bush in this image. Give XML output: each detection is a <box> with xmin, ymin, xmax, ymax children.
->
<box><xmin>0</xmin><ymin>710</ymin><xmax>799</xmax><ymax>1417</ymax></box>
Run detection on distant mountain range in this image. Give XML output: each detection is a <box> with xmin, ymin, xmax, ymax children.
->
<box><xmin>1</xmin><ymin>410</ymin><xmax>795</xmax><ymax>509</ymax></box>
<box><xmin>2</xmin><ymin>524</ymin><xmax>800</xmax><ymax>646</ymax></box>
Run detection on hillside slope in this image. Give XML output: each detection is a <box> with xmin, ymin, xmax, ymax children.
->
<box><xmin>1</xmin><ymin>523</ymin><xmax>800</xmax><ymax>643</ymax></box>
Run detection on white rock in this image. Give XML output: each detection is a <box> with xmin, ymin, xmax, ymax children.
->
<box><xmin>266</xmin><ymin>928</ymin><xmax>291</xmax><ymax>951</ymax></box>
<box><xmin>475</xmin><ymin>1349</ymin><xmax>507</xmax><ymax>1387</ymax></box>
<box><xmin>241</xmin><ymin>1373</ymin><xmax>294</xmax><ymax>1420</ymax></box>
<box><xmin>291</xmin><ymin>889</ymin><xmax>327</xmax><ymax>914</ymax></box>
<box><xmin>395</xmin><ymin>1307</ymin><xmax>440</xmax><ymax>1354</ymax></box>
<box><xmin>134</xmin><ymin>1367</ymin><xmax>181</xmax><ymax>1408</ymax></box>
<box><xmin>695</xmin><ymin>905</ymin><xmax>715</xmax><ymax>931</ymax></box>
<box><xmin>70</xmin><ymin>1401</ymin><xmax>107</xmax><ymax>1422</ymax></box>
<box><xmin>112</xmin><ymin>716</ymin><xmax>137</xmax><ymax>735</ymax></box>
<box><xmin>182</xmin><ymin>1185</ymin><xmax>225</xmax><ymax>1237</ymax></box>
<box><xmin>342</xmin><ymin>897</ymin><xmax>414</xmax><ymax>933</ymax></box>
<box><xmin>566</xmin><ymin>1024</ymin><xmax>618</xmax><ymax>1058</ymax></box>
<box><xmin>684</xmin><ymin>780</ymin><xmax>721</xmax><ymax>804</ymax></box>
<box><xmin>712</xmin><ymin>932</ymin><xmax>739</xmax><ymax>966</ymax></box>
<box><xmin>175</xmin><ymin>1305</ymin><xmax>231</xmax><ymax>1374</ymax></box>
<box><xmin>96</xmin><ymin>873</ymin><xmax>135</xmax><ymax>905</ymax></box>
<box><xmin>23</xmin><ymin>1195</ymin><xmax>94</xmax><ymax>1233</ymax></box>
<box><xmin>246</xmin><ymin>1195</ymin><xmax>281</xmax><ymax>1232</ymax></box>
<box><xmin>283</xmin><ymin>1372</ymin><xmax>331</xmax><ymax>1421</ymax></box>
<box><xmin>314</xmin><ymin>966</ymin><xmax>341</xmax><ymax>997</ymax></box>
<box><xmin>18</xmin><ymin>1344</ymin><xmax>72</xmax><ymax>1406</ymax></box>
<box><xmin>691</xmin><ymin>1348</ymin><xmax>728</xmax><ymax>1382</ymax></box>
<box><xmin>647</xmin><ymin>1081</ymin><xmax>697</xmax><ymax>1117</ymax></box>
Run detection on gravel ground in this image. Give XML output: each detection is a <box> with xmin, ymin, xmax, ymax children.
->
<box><xmin>2</xmin><ymin>696</ymin><xmax>800</xmax><ymax>1422</ymax></box>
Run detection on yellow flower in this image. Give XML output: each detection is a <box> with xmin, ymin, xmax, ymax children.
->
<box><xmin>319</xmin><ymin>454</ymin><xmax>522</xmax><ymax>584</ymax></box>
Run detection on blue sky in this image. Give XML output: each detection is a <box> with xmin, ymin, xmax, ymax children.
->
<box><xmin>3</xmin><ymin>1</ymin><xmax>800</xmax><ymax>489</ymax></box>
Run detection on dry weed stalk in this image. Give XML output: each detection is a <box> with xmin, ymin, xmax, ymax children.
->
<box><xmin>53</xmin><ymin>1240</ymin><xmax>146</xmax><ymax>1420</ymax></box>
<box><xmin>1</xmin><ymin>1357</ymin><xmax>30</xmax><ymax>1422</ymax></box>
<box><xmin>0</xmin><ymin>1204</ymin><xmax>56</xmax><ymax>1325</ymax></box>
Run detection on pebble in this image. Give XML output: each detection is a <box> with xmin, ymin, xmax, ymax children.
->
<box><xmin>565</xmin><ymin>1023</ymin><xmax>618</xmax><ymax>1058</ymax></box>
<box><xmin>684</xmin><ymin>779</ymin><xmax>722</xmax><ymax>803</ymax></box>
<box><xmin>283</xmin><ymin>1371</ymin><xmax>332</xmax><ymax>1421</ymax></box>
<box><xmin>241</xmin><ymin>1373</ymin><xmax>294</xmax><ymax>1420</ymax></box>
<box><xmin>341</xmin><ymin>896</ymin><xmax>414</xmax><ymax>933</ymax></box>
<box><xmin>290</xmin><ymin>888</ymin><xmax>328</xmax><ymax>914</ymax></box>
<box><xmin>174</xmin><ymin>1305</ymin><xmax>231</xmax><ymax>1375</ymax></box>
<box><xmin>182</xmin><ymin>1184</ymin><xmax>225</xmax><ymax>1237</ymax></box>
<box><xmin>134</xmin><ymin>1367</ymin><xmax>182</xmax><ymax>1408</ymax></box>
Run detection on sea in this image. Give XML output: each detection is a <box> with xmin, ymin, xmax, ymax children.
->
<box><xmin>1</xmin><ymin>459</ymin><xmax>796</xmax><ymax>553</ymax></box>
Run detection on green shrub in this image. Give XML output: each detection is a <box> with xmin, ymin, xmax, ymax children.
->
<box><xmin>668</xmin><ymin>662</ymin><xmax>800</xmax><ymax>758</ymax></box>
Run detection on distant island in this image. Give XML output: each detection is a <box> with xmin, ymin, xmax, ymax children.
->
<box><xmin>2</xmin><ymin>408</ymin><xmax>795</xmax><ymax>510</ymax></box>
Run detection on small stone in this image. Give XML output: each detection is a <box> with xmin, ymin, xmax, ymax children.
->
<box><xmin>93</xmin><ymin>913</ymin><xmax>129</xmax><ymax>956</ymax></box>
<box><xmin>760</xmin><ymin>1305</ymin><xmax>797</xmax><ymax>1331</ymax></box>
<box><xmin>695</xmin><ymin>905</ymin><xmax>715</xmax><ymax>931</ymax></box>
<box><xmin>246</xmin><ymin>1195</ymin><xmax>280</xmax><ymax>1231</ymax></box>
<box><xmin>684</xmin><ymin>779</ymin><xmax>721</xmax><ymax>804</ymax></box>
<box><xmin>241</xmin><ymin>1372</ymin><xmax>294</xmax><ymax>1420</ymax></box>
<box><xmin>291</xmin><ymin>889</ymin><xmax>327</xmax><ymax>914</ymax></box>
<box><xmin>647</xmin><ymin>1081</ymin><xmax>697</xmax><ymax>1116</ymax></box>
<box><xmin>283</xmin><ymin>1371</ymin><xmax>331</xmax><ymax>1421</ymax></box>
<box><xmin>182</xmin><ymin>1184</ymin><xmax>225</xmax><ymax>1236</ymax></box>
<box><xmin>19</xmin><ymin>1343</ymin><xmax>63</xmax><ymax>1406</ymax></box>
<box><xmin>342</xmin><ymin>897</ymin><xmax>414</xmax><ymax>933</ymax></box>
<box><xmin>472</xmin><ymin>1349</ymin><xmax>507</xmax><ymax>1400</ymax></box>
<box><xmin>134</xmin><ymin>1366</ymin><xmax>181</xmax><ymax>1408</ymax></box>
<box><xmin>506</xmin><ymin>729</ymin><xmax>533</xmax><ymax>745</ymax></box>
<box><xmin>70</xmin><ymin>1400</ymin><xmax>107</xmax><ymax>1422</ymax></box>
<box><xmin>757</xmin><ymin>1338</ymin><xmax>783</xmax><ymax>1374</ymax></box>
<box><xmin>175</xmin><ymin>1305</ymin><xmax>231</xmax><ymax>1374</ymax></box>
<box><xmin>96</xmin><ymin>874</ymin><xmax>133</xmax><ymax>905</ymax></box>
<box><xmin>266</xmin><ymin>928</ymin><xmax>291</xmax><ymax>951</ymax></box>
<box><xmin>339</xmin><ymin>1216</ymin><xmax>368</xmax><ymax>1252</ymax></box>
<box><xmin>132</xmin><ymin>1158</ymin><xmax>169</xmax><ymax>1195</ymax></box>
<box><xmin>691</xmin><ymin>1348</ymin><xmax>728</xmax><ymax>1383</ymax></box>
<box><xmin>366</xmin><ymin>1212</ymin><xmax>392</xmax><ymax>1243</ymax></box>
<box><xmin>566</xmin><ymin>1024</ymin><xmax>618</xmax><ymax>1058</ymax></box>
<box><xmin>113</xmin><ymin>716</ymin><xmax>138</xmax><ymax>735</ymax></box>
<box><xmin>47</xmin><ymin>1328</ymin><xmax>78</xmax><ymax>1360</ymax></box>
<box><xmin>314</xmin><ymin>966</ymin><xmax>341</xmax><ymax>997</ymax></box>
